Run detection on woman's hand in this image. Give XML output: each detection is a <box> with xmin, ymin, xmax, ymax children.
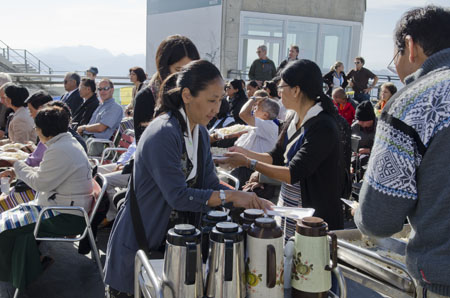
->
<box><xmin>0</xmin><ymin>169</ymin><xmax>16</xmax><ymax>183</ymax></box>
<box><xmin>231</xmin><ymin>191</ymin><xmax>274</xmax><ymax>211</ymax></box>
<box><xmin>215</xmin><ymin>152</ymin><xmax>249</xmax><ymax>169</ymax></box>
<box><xmin>228</xmin><ymin>145</ymin><xmax>248</xmax><ymax>155</ymax></box>
<box><xmin>242</xmin><ymin>171</ymin><xmax>262</xmax><ymax>192</ymax></box>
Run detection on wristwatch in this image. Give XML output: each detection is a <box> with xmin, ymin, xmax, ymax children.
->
<box><xmin>248</xmin><ymin>159</ymin><xmax>258</xmax><ymax>171</ymax></box>
<box><xmin>219</xmin><ymin>189</ymin><xmax>226</xmax><ymax>206</ymax></box>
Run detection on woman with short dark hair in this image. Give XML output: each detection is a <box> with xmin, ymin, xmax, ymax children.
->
<box><xmin>129</xmin><ymin>66</ymin><xmax>147</xmax><ymax>100</ymax></box>
<box><xmin>0</xmin><ymin>104</ymin><xmax>93</xmax><ymax>290</ymax></box>
<box><xmin>3</xmin><ymin>84</ymin><xmax>36</xmax><ymax>144</ymax></box>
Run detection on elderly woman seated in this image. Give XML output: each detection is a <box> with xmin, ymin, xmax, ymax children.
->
<box><xmin>0</xmin><ymin>84</ymin><xmax>36</xmax><ymax>145</ymax></box>
<box><xmin>0</xmin><ymin>94</ymin><xmax>87</xmax><ymax>212</ymax></box>
<box><xmin>0</xmin><ymin>104</ymin><xmax>93</xmax><ymax>290</ymax></box>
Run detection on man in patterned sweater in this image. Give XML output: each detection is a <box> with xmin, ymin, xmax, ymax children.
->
<box><xmin>355</xmin><ymin>6</ymin><xmax>450</xmax><ymax>298</ymax></box>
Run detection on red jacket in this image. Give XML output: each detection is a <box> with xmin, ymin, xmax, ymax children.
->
<box><xmin>334</xmin><ymin>101</ymin><xmax>355</xmax><ymax>125</ymax></box>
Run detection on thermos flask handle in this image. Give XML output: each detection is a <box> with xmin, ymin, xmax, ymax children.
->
<box><xmin>266</xmin><ymin>244</ymin><xmax>276</xmax><ymax>288</ymax></box>
<box><xmin>224</xmin><ymin>239</ymin><xmax>234</xmax><ymax>281</ymax></box>
<box><xmin>325</xmin><ymin>232</ymin><xmax>338</xmax><ymax>271</ymax></box>
<box><xmin>185</xmin><ymin>242</ymin><xmax>197</xmax><ymax>285</ymax></box>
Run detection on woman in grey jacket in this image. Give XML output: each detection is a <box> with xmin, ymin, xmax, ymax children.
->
<box><xmin>0</xmin><ymin>104</ymin><xmax>93</xmax><ymax>290</ymax></box>
<box><xmin>104</xmin><ymin>60</ymin><xmax>272</xmax><ymax>296</ymax></box>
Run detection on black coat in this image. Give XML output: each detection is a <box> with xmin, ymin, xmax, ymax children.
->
<box><xmin>133</xmin><ymin>86</ymin><xmax>156</xmax><ymax>143</ymax></box>
<box><xmin>72</xmin><ymin>94</ymin><xmax>100</xmax><ymax>128</ymax></box>
<box><xmin>61</xmin><ymin>89</ymin><xmax>83</xmax><ymax>115</ymax></box>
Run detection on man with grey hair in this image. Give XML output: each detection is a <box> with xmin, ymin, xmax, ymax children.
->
<box><xmin>230</xmin><ymin>90</ymin><xmax>280</xmax><ymax>187</ymax></box>
<box><xmin>0</xmin><ymin>73</ymin><xmax>13</xmax><ymax>138</ymax></box>
<box><xmin>248</xmin><ymin>45</ymin><xmax>277</xmax><ymax>82</ymax></box>
<box><xmin>61</xmin><ymin>72</ymin><xmax>83</xmax><ymax>113</ymax></box>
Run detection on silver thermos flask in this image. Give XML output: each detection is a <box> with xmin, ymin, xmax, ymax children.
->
<box><xmin>162</xmin><ymin>224</ymin><xmax>203</xmax><ymax>298</ymax></box>
<box><xmin>205</xmin><ymin>222</ymin><xmax>246</xmax><ymax>298</ymax></box>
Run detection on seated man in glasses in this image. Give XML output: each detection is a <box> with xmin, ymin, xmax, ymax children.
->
<box><xmin>61</xmin><ymin>72</ymin><xmax>83</xmax><ymax>113</ymax></box>
<box><xmin>77</xmin><ymin>79</ymin><xmax>123</xmax><ymax>156</ymax></box>
<box><xmin>347</xmin><ymin>56</ymin><xmax>378</xmax><ymax>103</ymax></box>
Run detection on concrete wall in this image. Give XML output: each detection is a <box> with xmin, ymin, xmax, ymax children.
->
<box><xmin>220</xmin><ymin>0</ymin><xmax>366</xmax><ymax>76</ymax></box>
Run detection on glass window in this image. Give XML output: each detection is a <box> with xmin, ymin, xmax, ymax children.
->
<box><xmin>319</xmin><ymin>24</ymin><xmax>351</xmax><ymax>70</ymax></box>
<box><xmin>286</xmin><ymin>21</ymin><xmax>318</xmax><ymax>61</ymax></box>
<box><xmin>243</xmin><ymin>17</ymin><xmax>283</xmax><ymax>37</ymax></box>
<box><xmin>242</xmin><ymin>38</ymin><xmax>265</xmax><ymax>70</ymax></box>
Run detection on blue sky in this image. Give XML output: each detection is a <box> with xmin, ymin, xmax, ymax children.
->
<box><xmin>361</xmin><ymin>0</ymin><xmax>449</xmax><ymax>70</ymax></box>
<box><xmin>1</xmin><ymin>0</ymin><xmax>449</xmax><ymax>71</ymax></box>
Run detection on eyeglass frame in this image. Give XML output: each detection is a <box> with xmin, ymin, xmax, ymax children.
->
<box><xmin>387</xmin><ymin>49</ymin><xmax>402</xmax><ymax>75</ymax></box>
<box><xmin>277</xmin><ymin>84</ymin><xmax>290</xmax><ymax>92</ymax></box>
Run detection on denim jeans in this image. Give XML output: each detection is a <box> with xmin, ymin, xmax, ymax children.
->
<box><xmin>354</xmin><ymin>92</ymin><xmax>370</xmax><ymax>103</ymax></box>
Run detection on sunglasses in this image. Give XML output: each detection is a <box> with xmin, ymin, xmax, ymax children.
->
<box><xmin>98</xmin><ymin>86</ymin><xmax>112</xmax><ymax>91</ymax></box>
<box><xmin>354</xmin><ymin>61</ymin><xmax>361</xmax><ymax>64</ymax></box>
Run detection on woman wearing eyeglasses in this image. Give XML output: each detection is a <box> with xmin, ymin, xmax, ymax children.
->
<box><xmin>217</xmin><ymin>59</ymin><xmax>345</xmax><ymax>240</ymax></box>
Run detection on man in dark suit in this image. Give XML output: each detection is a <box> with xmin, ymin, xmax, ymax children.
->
<box><xmin>72</xmin><ymin>78</ymin><xmax>99</xmax><ymax>129</ymax></box>
<box><xmin>61</xmin><ymin>72</ymin><xmax>83</xmax><ymax>114</ymax></box>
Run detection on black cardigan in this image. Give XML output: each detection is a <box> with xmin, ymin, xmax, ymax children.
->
<box><xmin>133</xmin><ymin>86</ymin><xmax>156</xmax><ymax>143</ymax></box>
<box><xmin>269</xmin><ymin>111</ymin><xmax>344</xmax><ymax>230</ymax></box>
<box><xmin>323</xmin><ymin>70</ymin><xmax>348</xmax><ymax>96</ymax></box>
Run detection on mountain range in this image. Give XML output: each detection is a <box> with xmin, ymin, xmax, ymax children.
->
<box><xmin>35</xmin><ymin>45</ymin><xmax>146</xmax><ymax>77</ymax></box>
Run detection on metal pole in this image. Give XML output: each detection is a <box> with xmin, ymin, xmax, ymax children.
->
<box><xmin>6</xmin><ymin>47</ymin><xmax>9</xmax><ymax>60</ymax></box>
<box><xmin>24</xmin><ymin>50</ymin><xmax>28</xmax><ymax>73</ymax></box>
<box><xmin>38</xmin><ymin>60</ymin><xmax>41</xmax><ymax>73</ymax></box>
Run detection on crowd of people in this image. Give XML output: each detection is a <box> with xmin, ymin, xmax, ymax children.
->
<box><xmin>0</xmin><ymin>4</ymin><xmax>448</xmax><ymax>298</ymax></box>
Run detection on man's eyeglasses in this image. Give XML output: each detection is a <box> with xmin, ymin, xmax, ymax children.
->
<box><xmin>98</xmin><ymin>86</ymin><xmax>112</xmax><ymax>91</ymax></box>
<box><xmin>354</xmin><ymin>61</ymin><xmax>361</xmax><ymax>64</ymax></box>
<box><xmin>387</xmin><ymin>49</ymin><xmax>402</xmax><ymax>75</ymax></box>
<box><xmin>277</xmin><ymin>84</ymin><xmax>289</xmax><ymax>91</ymax></box>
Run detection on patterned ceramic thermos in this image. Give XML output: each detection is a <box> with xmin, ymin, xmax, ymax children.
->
<box><xmin>291</xmin><ymin>217</ymin><xmax>337</xmax><ymax>298</ymax></box>
<box><xmin>246</xmin><ymin>217</ymin><xmax>284</xmax><ymax>298</ymax></box>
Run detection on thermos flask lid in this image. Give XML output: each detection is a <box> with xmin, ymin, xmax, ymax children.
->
<box><xmin>244</xmin><ymin>209</ymin><xmax>265</xmax><ymax>219</ymax></box>
<box><xmin>296</xmin><ymin>217</ymin><xmax>328</xmax><ymax>237</ymax></box>
<box><xmin>167</xmin><ymin>224</ymin><xmax>201</xmax><ymax>246</ymax></box>
<box><xmin>216</xmin><ymin>222</ymin><xmax>239</xmax><ymax>233</ymax></box>
<box><xmin>206</xmin><ymin>210</ymin><xmax>228</xmax><ymax>222</ymax></box>
<box><xmin>254</xmin><ymin>217</ymin><xmax>276</xmax><ymax>228</ymax></box>
<box><xmin>174</xmin><ymin>224</ymin><xmax>196</xmax><ymax>235</ymax></box>
<box><xmin>211</xmin><ymin>222</ymin><xmax>244</xmax><ymax>243</ymax></box>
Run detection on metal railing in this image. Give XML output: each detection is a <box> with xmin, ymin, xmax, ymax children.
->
<box><xmin>226</xmin><ymin>68</ymin><xmax>401</xmax><ymax>100</ymax></box>
<box><xmin>0</xmin><ymin>40</ymin><xmax>53</xmax><ymax>74</ymax></box>
<box><xmin>6</xmin><ymin>73</ymin><xmax>133</xmax><ymax>86</ymax></box>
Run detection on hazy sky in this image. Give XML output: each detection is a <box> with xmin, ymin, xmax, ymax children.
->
<box><xmin>1</xmin><ymin>0</ymin><xmax>449</xmax><ymax>71</ymax></box>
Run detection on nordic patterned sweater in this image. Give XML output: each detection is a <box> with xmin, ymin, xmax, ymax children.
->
<box><xmin>355</xmin><ymin>48</ymin><xmax>450</xmax><ymax>296</ymax></box>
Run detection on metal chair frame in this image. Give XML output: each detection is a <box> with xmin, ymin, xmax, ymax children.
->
<box><xmin>32</xmin><ymin>174</ymin><xmax>108</xmax><ymax>279</ymax></box>
<box><xmin>134</xmin><ymin>250</ymin><xmax>164</xmax><ymax>298</ymax></box>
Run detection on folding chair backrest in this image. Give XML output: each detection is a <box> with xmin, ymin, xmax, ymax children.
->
<box><xmin>88</xmin><ymin>174</ymin><xmax>107</xmax><ymax>223</ymax></box>
<box><xmin>118</xmin><ymin>129</ymin><xmax>135</xmax><ymax>149</ymax></box>
<box><xmin>351</xmin><ymin>135</ymin><xmax>361</xmax><ymax>153</ymax></box>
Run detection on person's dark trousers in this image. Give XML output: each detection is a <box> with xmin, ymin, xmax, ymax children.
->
<box><xmin>354</xmin><ymin>92</ymin><xmax>370</xmax><ymax>103</ymax></box>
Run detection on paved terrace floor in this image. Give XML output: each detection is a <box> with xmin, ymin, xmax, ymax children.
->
<box><xmin>0</xmin><ymin>222</ymin><xmax>389</xmax><ymax>298</ymax></box>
